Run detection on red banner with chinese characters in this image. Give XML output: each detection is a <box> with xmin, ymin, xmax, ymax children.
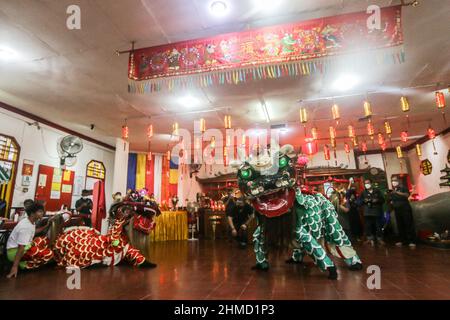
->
<box><xmin>128</xmin><ymin>5</ymin><xmax>403</xmax><ymax>92</ymax></box>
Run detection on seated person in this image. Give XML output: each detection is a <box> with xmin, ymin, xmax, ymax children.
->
<box><xmin>6</xmin><ymin>202</ymin><xmax>55</xmax><ymax>278</ymax></box>
<box><xmin>226</xmin><ymin>190</ymin><xmax>254</xmax><ymax>248</ymax></box>
<box><xmin>75</xmin><ymin>189</ymin><xmax>93</xmax><ymax>227</ymax></box>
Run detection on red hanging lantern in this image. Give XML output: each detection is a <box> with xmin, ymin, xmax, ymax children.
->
<box><xmin>303</xmin><ymin>138</ymin><xmax>318</xmax><ymax>156</ymax></box>
<box><xmin>323</xmin><ymin>145</ymin><xmax>330</xmax><ymax>161</ymax></box>
<box><xmin>367</xmin><ymin>121</ymin><xmax>374</xmax><ymax>138</ymax></box>
<box><xmin>121</xmin><ymin>125</ymin><xmax>129</xmax><ymax>140</ymax></box>
<box><xmin>427</xmin><ymin>127</ymin><xmax>436</xmax><ymax>139</ymax></box>
<box><xmin>435</xmin><ymin>92</ymin><xmax>446</xmax><ymax>109</ymax></box>
<box><xmin>361</xmin><ymin>141</ymin><xmax>368</xmax><ymax>153</ymax></box>
<box><xmin>377</xmin><ymin>133</ymin><xmax>385</xmax><ymax>146</ymax></box>
<box><xmin>400</xmin><ymin>131</ymin><xmax>408</xmax><ymax>143</ymax></box>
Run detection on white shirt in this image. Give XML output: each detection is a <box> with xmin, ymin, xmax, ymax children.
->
<box><xmin>6</xmin><ymin>218</ymin><xmax>36</xmax><ymax>250</ymax></box>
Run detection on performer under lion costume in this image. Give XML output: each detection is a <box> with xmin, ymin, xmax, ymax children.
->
<box><xmin>11</xmin><ymin>200</ymin><xmax>159</xmax><ymax>270</ymax></box>
<box><xmin>233</xmin><ymin>144</ymin><xmax>362</xmax><ymax>280</ymax></box>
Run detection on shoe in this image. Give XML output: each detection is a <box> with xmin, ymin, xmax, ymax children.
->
<box><xmin>395</xmin><ymin>242</ymin><xmax>403</xmax><ymax>247</ymax></box>
<box><xmin>251</xmin><ymin>263</ymin><xmax>269</xmax><ymax>271</ymax></box>
<box><xmin>408</xmin><ymin>243</ymin><xmax>416</xmax><ymax>248</ymax></box>
<box><xmin>140</xmin><ymin>261</ymin><xmax>157</xmax><ymax>268</ymax></box>
<box><xmin>327</xmin><ymin>266</ymin><xmax>338</xmax><ymax>280</ymax></box>
<box><xmin>285</xmin><ymin>258</ymin><xmax>302</xmax><ymax>264</ymax></box>
<box><xmin>348</xmin><ymin>263</ymin><xmax>363</xmax><ymax>271</ymax></box>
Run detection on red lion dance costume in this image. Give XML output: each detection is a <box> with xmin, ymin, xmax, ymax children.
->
<box><xmin>16</xmin><ymin>201</ymin><xmax>159</xmax><ymax>269</ymax></box>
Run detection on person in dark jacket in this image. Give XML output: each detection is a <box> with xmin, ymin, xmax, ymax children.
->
<box><xmin>359</xmin><ymin>178</ymin><xmax>385</xmax><ymax>246</ymax></box>
<box><xmin>389</xmin><ymin>176</ymin><xmax>416</xmax><ymax>247</ymax></box>
<box><xmin>346</xmin><ymin>179</ymin><xmax>362</xmax><ymax>242</ymax></box>
<box><xmin>226</xmin><ymin>190</ymin><xmax>254</xmax><ymax>248</ymax></box>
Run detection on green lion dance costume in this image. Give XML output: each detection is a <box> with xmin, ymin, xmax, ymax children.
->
<box><xmin>233</xmin><ymin>145</ymin><xmax>362</xmax><ymax>280</ymax></box>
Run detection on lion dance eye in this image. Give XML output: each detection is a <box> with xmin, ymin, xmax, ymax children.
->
<box><xmin>240</xmin><ymin>169</ymin><xmax>252</xmax><ymax>179</ymax></box>
<box><xmin>279</xmin><ymin>157</ymin><xmax>288</xmax><ymax>168</ymax></box>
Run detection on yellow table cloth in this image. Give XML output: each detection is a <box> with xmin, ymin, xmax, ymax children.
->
<box><xmin>149</xmin><ymin>211</ymin><xmax>188</xmax><ymax>242</ymax></box>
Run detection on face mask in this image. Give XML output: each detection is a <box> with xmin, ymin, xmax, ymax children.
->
<box><xmin>365</xmin><ymin>183</ymin><xmax>372</xmax><ymax>189</ymax></box>
<box><xmin>392</xmin><ymin>181</ymin><xmax>399</xmax><ymax>187</ymax></box>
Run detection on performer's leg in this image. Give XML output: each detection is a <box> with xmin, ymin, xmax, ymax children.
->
<box><xmin>321</xmin><ymin>205</ymin><xmax>363</xmax><ymax>270</ymax></box>
<box><xmin>252</xmin><ymin>225</ymin><xmax>269</xmax><ymax>271</ymax></box>
<box><xmin>295</xmin><ymin>224</ymin><xmax>337</xmax><ymax>279</ymax></box>
<box><xmin>125</xmin><ymin>246</ymin><xmax>156</xmax><ymax>268</ymax></box>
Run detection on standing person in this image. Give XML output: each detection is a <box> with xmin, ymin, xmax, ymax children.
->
<box><xmin>75</xmin><ymin>190</ymin><xmax>93</xmax><ymax>227</ymax></box>
<box><xmin>359</xmin><ymin>179</ymin><xmax>385</xmax><ymax>246</ymax></box>
<box><xmin>346</xmin><ymin>179</ymin><xmax>362</xmax><ymax>242</ymax></box>
<box><xmin>226</xmin><ymin>190</ymin><xmax>254</xmax><ymax>248</ymax></box>
<box><xmin>330</xmin><ymin>183</ymin><xmax>350</xmax><ymax>236</ymax></box>
<box><xmin>390</xmin><ymin>177</ymin><xmax>416</xmax><ymax>247</ymax></box>
<box><xmin>6</xmin><ymin>202</ymin><xmax>54</xmax><ymax>278</ymax></box>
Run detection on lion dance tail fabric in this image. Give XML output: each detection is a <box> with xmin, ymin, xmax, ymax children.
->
<box><xmin>10</xmin><ymin>236</ymin><xmax>54</xmax><ymax>270</ymax></box>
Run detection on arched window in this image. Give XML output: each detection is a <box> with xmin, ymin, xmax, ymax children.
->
<box><xmin>0</xmin><ymin>134</ymin><xmax>20</xmax><ymax>216</ymax></box>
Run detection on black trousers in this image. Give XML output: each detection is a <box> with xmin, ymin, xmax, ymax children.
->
<box><xmin>394</xmin><ymin>206</ymin><xmax>416</xmax><ymax>244</ymax></box>
<box><xmin>348</xmin><ymin>208</ymin><xmax>362</xmax><ymax>239</ymax></box>
<box><xmin>364</xmin><ymin>215</ymin><xmax>383</xmax><ymax>241</ymax></box>
<box><xmin>231</xmin><ymin>222</ymin><xmax>248</xmax><ymax>245</ymax></box>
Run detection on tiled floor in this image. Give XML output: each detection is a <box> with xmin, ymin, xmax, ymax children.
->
<box><xmin>0</xmin><ymin>240</ymin><xmax>449</xmax><ymax>300</ymax></box>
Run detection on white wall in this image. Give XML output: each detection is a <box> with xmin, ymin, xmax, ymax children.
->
<box><xmin>407</xmin><ymin>132</ymin><xmax>450</xmax><ymax>199</ymax></box>
<box><xmin>0</xmin><ymin>109</ymin><xmax>115</xmax><ymax>212</ymax></box>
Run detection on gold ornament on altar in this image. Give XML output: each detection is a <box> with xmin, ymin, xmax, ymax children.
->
<box><xmin>299</xmin><ymin>107</ymin><xmax>308</xmax><ymax>124</ymax></box>
<box><xmin>363</xmin><ymin>101</ymin><xmax>372</xmax><ymax>118</ymax></box>
<box><xmin>224</xmin><ymin>115</ymin><xmax>232</xmax><ymax>129</ymax></box>
<box><xmin>384</xmin><ymin>121</ymin><xmax>392</xmax><ymax>135</ymax></box>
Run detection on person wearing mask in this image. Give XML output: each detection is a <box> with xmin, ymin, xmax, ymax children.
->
<box><xmin>346</xmin><ymin>179</ymin><xmax>362</xmax><ymax>242</ymax></box>
<box><xmin>389</xmin><ymin>177</ymin><xmax>416</xmax><ymax>247</ymax></box>
<box><xmin>359</xmin><ymin>178</ymin><xmax>385</xmax><ymax>246</ymax></box>
<box><xmin>6</xmin><ymin>202</ymin><xmax>54</xmax><ymax>278</ymax></box>
<box><xmin>226</xmin><ymin>190</ymin><xmax>254</xmax><ymax>248</ymax></box>
<box><xmin>75</xmin><ymin>189</ymin><xmax>93</xmax><ymax>227</ymax></box>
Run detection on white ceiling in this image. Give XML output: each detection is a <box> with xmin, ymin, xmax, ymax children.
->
<box><xmin>0</xmin><ymin>0</ymin><xmax>449</xmax><ymax>152</ymax></box>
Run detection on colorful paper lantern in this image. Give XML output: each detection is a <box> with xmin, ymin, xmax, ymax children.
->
<box><xmin>311</xmin><ymin>127</ymin><xmax>318</xmax><ymax>140</ymax></box>
<box><xmin>435</xmin><ymin>92</ymin><xmax>446</xmax><ymax>109</ymax></box>
<box><xmin>224</xmin><ymin>115</ymin><xmax>232</xmax><ymax>129</ymax></box>
<box><xmin>199</xmin><ymin>118</ymin><xmax>206</xmax><ymax>133</ymax></box>
<box><xmin>147</xmin><ymin>124</ymin><xmax>153</xmax><ymax>139</ymax></box>
<box><xmin>329</xmin><ymin>126</ymin><xmax>336</xmax><ymax>139</ymax></box>
<box><xmin>400</xmin><ymin>131</ymin><xmax>408</xmax><ymax>142</ymax></box>
<box><xmin>363</xmin><ymin>101</ymin><xmax>372</xmax><ymax>117</ymax></box>
<box><xmin>121</xmin><ymin>125</ymin><xmax>129</xmax><ymax>140</ymax></box>
<box><xmin>396</xmin><ymin>145</ymin><xmax>403</xmax><ymax>158</ymax></box>
<box><xmin>367</xmin><ymin>121</ymin><xmax>374</xmax><ymax>138</ymax></box>
<box><xmin>331</xmin><ymin>104</ymin><xmax>340</xmax><ymax>121</ymax></box>
<box><xmin>400</xmin><ymin>96</ymin><xmax>410</xmax><ymax>112</ymax></box>
<box><xmin>415</xmin><ymin>144</ymin><xmax>422</xmax><ymax>157</ymax></box>
<box><xmin>323</xmin><ymin>145</ymin><xmax>330</xmax><ymax>161</ymax></box>
<box><xmin>348</xmin><ymin>125</ymin><xmax>355</xmax><ymax>138</ymax></box>
<box><xmin>299</xmin><ymin>107</ymin><xmax>308</xmax><ymax>124</ymax></box>
<box><xmin>172</xmin><ymin>122</ymin><xmax>179</xmax><ymax>136</ymax></box>
<box><xmin>384</xmin><ymin>121</ymin><xmax>392</xmax><ymax>135</ymax></box>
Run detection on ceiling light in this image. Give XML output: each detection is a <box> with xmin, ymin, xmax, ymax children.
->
<box><xmin>332</xmin><ymin>74</ymin><xmax>359</xmax><ymax>91</ymax></box>
<box><xmin>0</xmin><ymin>47</ymin><xmax>18</xmax><ymax>61</ymax></box>
<box><xmin>254</xmin><ymin>0</ymin><xmax>282</xmax><ymax>11</ymax></box>
<box><xmin>210</xmin><ymin>1</ymin><xmax>229</xmax><ymax>17</ymax></box>
<box><xmin>178</xmin><ymin>95</ymin><xmax>199</xmax><ymax>107</ymax></box>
